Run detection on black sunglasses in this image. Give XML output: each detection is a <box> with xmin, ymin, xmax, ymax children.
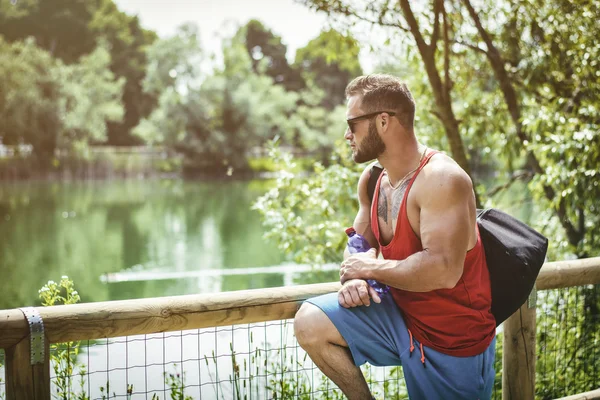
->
<box><xmin>346</xmin><ymin>111</ymin><xmax>396</xmax><ymax>133</ymax></box>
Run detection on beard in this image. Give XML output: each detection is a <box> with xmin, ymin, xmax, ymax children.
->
<box><xmin>353</xmin><ymin>120</ymin><xmax>386</xmax><ymax>163</ymax></box>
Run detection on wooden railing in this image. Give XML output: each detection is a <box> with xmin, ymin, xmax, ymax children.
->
<box><xmin>1</xmin><ymin>257</ymin><xmax>600</xmax><ymax>400</ymax></box>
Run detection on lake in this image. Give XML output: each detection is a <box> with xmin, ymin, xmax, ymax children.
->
<box><xmin>0</xmin><ymin>179</ymin><xmax>297</xmax><ymax>310</ymax></box>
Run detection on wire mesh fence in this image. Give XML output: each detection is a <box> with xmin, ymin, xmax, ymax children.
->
<box><xmin>0</xmin><ymin>320</ymin><xmax>405</xmax><ymax>399</ymax></box>
<box><xmin>0</xmin><ymin>284</ymin><xmax>598</xmax><ymax>399</ymax></box>
<box><xmin>535</xmin><ymin>285</ymin><xmax>600</xmax><ymax>399</ymax></box>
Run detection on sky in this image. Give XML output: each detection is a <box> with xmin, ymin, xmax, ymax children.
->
<box><xmin>114</xmin><ymin>0</ymin><xmax>331</xmax><ymax>64</ymax></box>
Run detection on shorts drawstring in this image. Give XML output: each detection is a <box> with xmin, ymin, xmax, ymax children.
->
<box><xmin>407</xmin><ymin>328</ymin><xmax>426</xmax><ymax>367</ymax></box>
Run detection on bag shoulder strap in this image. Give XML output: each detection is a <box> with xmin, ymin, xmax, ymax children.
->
<box><xmin>367</xmin><ymin>163</ymin><xmax>383</xmax><ymax>203</ymax></box>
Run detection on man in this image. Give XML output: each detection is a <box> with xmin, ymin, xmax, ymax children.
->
<box><xmin>294</xmin><ymin>74</ymin><xmax>496</xmax><ymax>399</ymax></box>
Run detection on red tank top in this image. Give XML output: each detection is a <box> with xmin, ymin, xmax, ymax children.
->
<box><xmin>371</xmin><ymin>151</ymin><xmax>496</xmax><ymax>357</ymax></box>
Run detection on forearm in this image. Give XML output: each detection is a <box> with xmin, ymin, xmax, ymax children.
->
<box><xmin>367</xmin><ymin>250</ymin><xmax>462</xmax><ymax>292</ymax></box>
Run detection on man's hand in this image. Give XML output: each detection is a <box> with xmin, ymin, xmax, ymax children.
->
<box><xmin>338</xmin><ymin>279</ymin><xmax>382</xmax><ymax>308</ymax></box>
<box><xmin>340</xmin><ymin>248</ymin><xmax>378</xmax><ymax>284</ymax></box>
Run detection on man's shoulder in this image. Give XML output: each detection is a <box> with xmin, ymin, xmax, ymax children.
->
<box><xmin>425</xmin><ymin>151</ymin><xmax>469</xmax><ymax>177</ymax></box>
<box><xmin>417</xmin><ymin>152</ymin><xmax>473</xmax><ymax>193</ymax></box>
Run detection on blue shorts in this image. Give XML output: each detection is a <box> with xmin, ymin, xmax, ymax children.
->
<box><xmin>306</xmin><ymin>292</ymin><xmax>496</xmax><ymax>400</ymax></box>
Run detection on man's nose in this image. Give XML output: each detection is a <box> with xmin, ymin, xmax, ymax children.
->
<box><xmin>344</xmin><ymin>127</ymin><xmax>353</xmax><ymax>140</ymax></box>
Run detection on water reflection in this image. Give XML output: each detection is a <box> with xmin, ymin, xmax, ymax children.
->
<box><xmin>0</xmin><ymin>179</ymin><xmax>287</xmax><ymax>309</ymax></box>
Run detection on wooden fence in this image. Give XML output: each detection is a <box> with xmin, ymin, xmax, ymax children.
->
<box><xmin>1</xmin><ymin>257</ymin><xmax>600</xmax><ymax>399</ymax></box>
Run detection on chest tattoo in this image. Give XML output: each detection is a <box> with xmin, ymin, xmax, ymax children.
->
<box><xmin>391</xmin><ymin>179</ymin><xmax>411</xmax><ymax>222</ymax></box>
<box><xmin>378</xmin><ymin>185</ymin><xmax>389</xmax><ymax>223</ymax></box>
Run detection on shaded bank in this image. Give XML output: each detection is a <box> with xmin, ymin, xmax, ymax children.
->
<box><xmin>0</xmin><ymin>145</ymin><xmax>317</xmax><ymax>181</ymax></box>
<box><xmin>0</xmin><ymin>146</ymin><xmax>181</xmax><ymax>180</ymax></box>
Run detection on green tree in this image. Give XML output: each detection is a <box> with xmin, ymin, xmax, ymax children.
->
<box><xmin>0</xmin><ymin>0</ymin><xmax>157</xmax><ymax>146</ymax></box>
<box><xmin>182</xmin><ymin>36</ymin><xmax>300</xmax><ymax>174</ymax></box>
<box><xmin>0</xmin><ymin>37</ymin><xmax>63</xmax><ymax>165</ymax></box>
<box><xmin>141</xmin><ymin>23</ymin><xmax>203</xmax><ymax>96</ymax></box>
<box><xmin>287</xmin><ymin>83</ymin><xmax>348</xmax><ymax>161</ymax></box>
<box><xmin>241</xmin><ymin>19</ymin><xmax>305</xmax><ymax>92</ymax></box>
<box><xmin>0</xmin><ymin>38</ymin><xmax>124</xmax><ymax>165</ymax></box>
<box><xmin>294</xmin><ymin>29</ymin><xmax>363</xmax><ymax>109</ymax></box>
<box><xmin>134</xmin><ymin>25</ymin><xmax>299</xmax><ymax>175</ymax></box>
<box><xmin>58</xmin><ymin>44</ymin><xmax>126</xmax><ymax>153</ymax></box>
<box><xmin>253</xmin><ymin>140</ymin><xmax>361</xmax><ymax>265</ymax></box>
<box><xmin>132</xmin><ymin>23</ymin><xmax>203</xmax><ymax>148</ymax></box>
<box><xmin>0</xmin><ymin>0</ymin><xmax>97</xmax><ymax>62</ymax></box>
<box><xmin>89</xmin><ymin>0</ymin><xmax>157</xmax><ymax>145</ymax></box>
<box><xmin>500</xmin><ymin>0</ymin><xmax>599</xmax><ymax>258</ymax></box>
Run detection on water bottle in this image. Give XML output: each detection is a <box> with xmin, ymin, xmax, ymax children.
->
<box><xmin>345</xmin><ymin>227</ymin><xmax>390</xmax><ymax>296</ymax></box>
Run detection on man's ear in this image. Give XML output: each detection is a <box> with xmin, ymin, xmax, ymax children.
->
<box><xmin>380</xmin><ymin>114</ymin><xmax>390</xmax><ymax>132</ymax></box>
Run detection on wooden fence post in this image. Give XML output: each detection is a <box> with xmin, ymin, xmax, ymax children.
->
<box><xmin>4</xmin><ymin>308</ymin><xmax>50</xmax><ymax>400</ymax></box>
<box><xmin>502</xmin><ymin>298</ymin><xmax>537</xmax><ymax>400</ymax></box>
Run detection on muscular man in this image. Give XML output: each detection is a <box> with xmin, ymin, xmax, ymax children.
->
<box><xmin>294</xmin><ymin>74</ymin><xmax>496</xmax><ymax>399</ymax></box>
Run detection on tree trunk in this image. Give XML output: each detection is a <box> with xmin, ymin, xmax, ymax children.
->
<box><xmin>398</xmin><ymin>0</ymin><xmax>480</xmax><ymax>205</ymax></box>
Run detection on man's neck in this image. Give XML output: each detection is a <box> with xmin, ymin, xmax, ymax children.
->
<box><xmin>377</xmin><ymin>141</ymin><xmax>425</xmax><ymax>186</ymax></box>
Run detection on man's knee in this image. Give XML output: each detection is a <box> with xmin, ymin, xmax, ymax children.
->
<box><xmin>294</xmin><ymin>302</ymin><xmax>340</xmax><ymax>348</ymax></box>
<box><xmin>294</xmin><ymin>302</ymin><xmax>320</xmax><ymax>347</ymax></box>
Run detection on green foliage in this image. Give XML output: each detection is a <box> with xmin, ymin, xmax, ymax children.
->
<box><xmin>536</xmin><ymin>287</ymin><xmax>600</xmax><ymax>399</ymax></box>
<box><xmin>0</xmin><ymin>37</ymin><xmax>64</xmax><ymax>164</ymax></box>
<box><xmin>164</xmin><ymin>365</ymin><xmax>193</xmax><ymax>400</ymax></box>
<box><xmin>240</xmin><ymin>19</ymin><xmax>305</xmax><ymax>92</ymax></box>
<box><xmin>38</xmin><ymin>276</ymin><xmax>86</xmax><ymax>400</ymax></box>
<box><xmin>141</xmin><ymin>23</ymin><xmax>203</xmax><ymax>97</ymax></box>
<box><xmin>132</xmin><ymin>24</ymin><xmax>203</xmax><ymax>148</ymax></box>
<box><xmin>135</xmin><ymin>27</ymin><xmax>301</xmax><ymax>175</ymax></box>
<box><xmin>253</xmin><ymin>139</ymin><xmax>361</xmax><ymax>266</ymax></box>
<box><xmin>0</xmin><ymin>38</ymin><xmax>124</xmax><ymax>165</ymax></box>
<box><xmin>287</xmin><ymin>86</ymin><xmax>348</xmax><ymax>159</ymax></box>
<box><xmin>89</xmin><ymin>0</ymin><xmax>157</xmax><ymax>146</ymax></box>
<box><xmin>0</xmin><ymin>0</ymin><xmax>97</xmax><ymax>63</ymax></box>
<box><xmin>0</xmin><ymin>2</ymin><xmax>361</xmax><ymax>175</ymax></box>
<box><xmin>0</xmin><ymin>0</ymin><xmax>157</xmax><ymax>146</ymax></box>
<box><xmin>58</xmin><ymin>44</ymin><xmax>125</xmax><ymax>150</ymax></box>
<box><xmin>514</xmin><ymin>0</ymin><xmax>600</xmax><ymax>257</ymax></box>
<box><xmin>295</xmin><ymin>29</ymin><xmax>363</xmax><ymax>109</ymax></box>
<box><xmin>248</xmin><ymin>156</ymin><xmax>278</xmax><ymax>173</ymax></box>
<box><xmin>189</xmin><ymin>69</ymin><xmax>297</xmax><ymax>173</ymax></box>
<box><xmin>525</xmin><ymin>102</ymin><xmax>599</xmax><ymax>257</ymax></box>
<box><xmin>133</xmin><ymin>87</ymin><xmax>188</xmax><ymax>148</ymax></box>
<box><xmin>39</xmin><ymin>276</ymin><xmax>81</xmax><ymax>307</ymax></box>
